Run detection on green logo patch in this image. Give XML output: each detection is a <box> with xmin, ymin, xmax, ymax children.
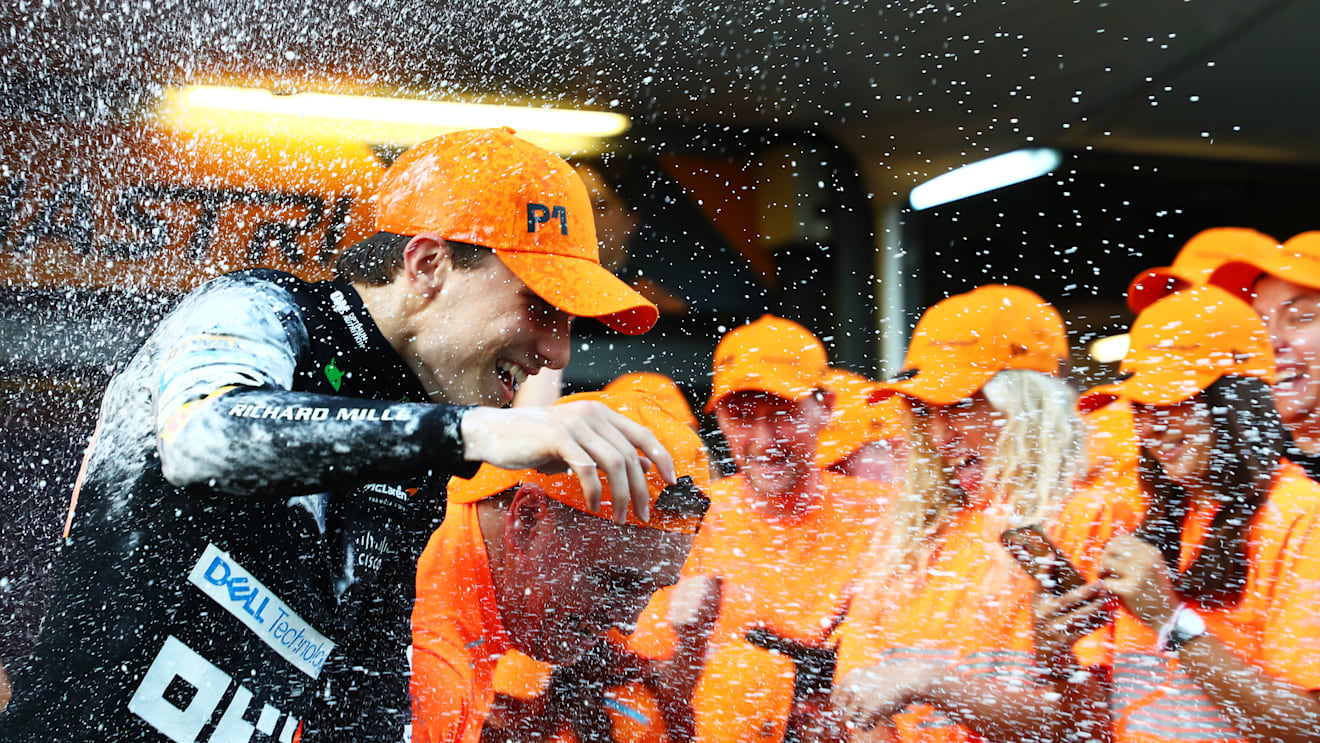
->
<box><xmin>324</xmin><ymin>358</ymin><xmax>345</xmax><ymax>391</ymax></box>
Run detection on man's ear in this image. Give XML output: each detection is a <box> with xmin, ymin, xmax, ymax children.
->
<box><xmin>402</xmin><ymin>233</ymin><xmax>453</xmax><ymax>298</ymax></box>
<box><xmin>505</xmin><ymin>483</ymin><xmax>551</xmax><ymax>555</ymax></box>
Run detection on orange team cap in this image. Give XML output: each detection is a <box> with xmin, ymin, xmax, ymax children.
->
<box><xmin>1209</xmin><ymin>230</ymin><xmax>1320</xmax><ymax>302</ymax></box>
<box><xmin>374</xmin><ymin>127</ymin><xmax>658</xmax><ymax>335</ymax></box>
<box><xmin>1126</xmin><ymin>227</ymin><xmax>1278</xmax><ymax>313</ymax></box>
<box><xmin>816</xmin><ymin>368</ymin><xmax>907</xmax><ymax>467</ymax></box>
<box><xmin>706</xmin><ymin>315</ymin><xmax>829</xmax><ymax>413</ymax></box>
<box><xmin>603</xmin><ymin>372</ymin><xmax>699</xmax><ymax>431</ymax></box>
<box><xmin>447</xmin><ymin>389</ymin><xmax>712</xmax><ymax>534</ymax></box>
<box><xmin>870</xmin><ymin>284</ymin><xmax>1067</xmax><ymax>406</ymax></box>
<box><xmin>1079</xmin><ymin>286</ymin><xmax>1274</xmax><ymax>415</ymax></box>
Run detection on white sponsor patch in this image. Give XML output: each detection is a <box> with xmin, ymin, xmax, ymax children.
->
<box><xmin>129</xmin><ymin>635</ymin><xmax>301</xmax><ymax>743</ymax></box>
<box><xmin>188</xmin><ymin>543</ymin><xmax>336</xmax><ymax>678</ymax></box>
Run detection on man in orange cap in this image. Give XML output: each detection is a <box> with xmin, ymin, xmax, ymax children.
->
<box><xmin>410</xmin><ymin>389</ymin><xmax>711</xmax><ymax>743</ymax></box>
<box><xmin>1209</xmin><ymin>230</ymin><xmax>1320</xmax><ymax>480</ymax></box>
<box><xmin>0</xmin><ymin>129</ymin><xmax>676</xmax><ymax>743</ymax></box>
<box><xmin>623</xmin><ymin>315</ymin><xmax>892</xmax><ymax>743</ymax></box>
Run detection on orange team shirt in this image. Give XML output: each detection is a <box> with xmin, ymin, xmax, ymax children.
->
<box><xmin>486</xmin><ymin>635</ymin><xmax>645</xmax><ymax>743</ymax></box>
<box><xmin>835</xmin><ymin>488</ymin><xmax>1122</xmax><ymax>743</ymax></box>
<box><xmin>624</xmin><ymin>471</ymin><xmax>892</xmax><ymax>742</ymax></box>
<box><xmin>411</xmin><ymin>504</ymin><xmax>512</xmax><ymax>743</ymax></box>
<box><xmin>1097</xmin><ymin>461</ymin><xmax>1320</xmax><ymax>743</ymax></box>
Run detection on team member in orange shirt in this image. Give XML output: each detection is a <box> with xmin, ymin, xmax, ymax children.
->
<box><xmin>410</xmin><ymin>389</ymin><xmax>712</xmax><ymax>743</ymax></box>
<box><xmin>1083</xmin><ymin>228</ymin><xmax>1280</xmax><ymax>511</ymax></box>
<box><xmin>479</xmin><ymin>372</ymin><xmax>709</xmax><ymax>743</ymax></box>
<box><xmin>831</xmin><ymin>285</ymin><xmax>1103</xmax><ymax>743</ymax></box>
<box><xmin>635</xmin><ymin>315</ymin><xmax>892</xmax><ymax>743</ymax></box>
<box><xmin>1209</xmin><ymin>231</ymin><xmax>1320</xmax><ymax>480</ymax></box>
<box><xmin>1060</xmin><ymin>286</ymin><xmax>1320</xmax><ymax>743</ymax></box>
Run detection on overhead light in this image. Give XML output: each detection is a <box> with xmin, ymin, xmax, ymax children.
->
<box><xmin>155</xmin><ymin>85</ymin><xmax>631</xmax><ymax>155</ymax></box>
<box><xmin>909</xmin><ymin>148</ymin><xmax>1062</xmax><ymax>210</ymax></box>
<box><xmin>1090</xmin><ymin>333</ymin><xmax>1130</xmax><ymax>364</ymax></box>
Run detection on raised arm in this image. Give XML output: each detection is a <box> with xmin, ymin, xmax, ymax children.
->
<box><xmin>1100</xmin><ymin>534</ymin><xmax>1320</xmax><ymax>743</ymax></box>
<box><xmin>152</xmin><ymin>277</ymin><xmax>473</xmax><ymax>496</ymax></box>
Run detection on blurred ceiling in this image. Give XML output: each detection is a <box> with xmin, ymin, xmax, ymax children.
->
<box><xmin>2</xmin><ymin>0</ymin><xmax>1315</xmax><ymax>192</ymax></box>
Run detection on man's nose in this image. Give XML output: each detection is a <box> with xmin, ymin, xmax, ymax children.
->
<box><xmin>1267</xmin><ymin>314</ymin><xmax>1292</xmax><ymax>354</ymax></box>
<box><xmin>538</xmin><ymin>313</ymin><xmax>574</xmax><ymax>370</ymax></box>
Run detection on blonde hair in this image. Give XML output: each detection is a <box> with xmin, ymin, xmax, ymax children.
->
<box><xmin>869</xmin><ymin>370</ymin><xmax>1084</xmax><ymax>587</ymax></box>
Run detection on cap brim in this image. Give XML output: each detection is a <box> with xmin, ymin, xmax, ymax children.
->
<box><xmin>867</xmin><ymin>365</ymin><xmax>996</xmax><ymax>407</ymax></box>
<box><xmin>1078</xmin><ymin>371</ymin><xmax>1213</xmax><ymax>414</ymax></box>
<box><xmin>705</xmin><ymin>372</ymin><xmax>816</xmax><ymax>413</ymax></box>
<box><xmin>1126</xmin><ymin>268</ymin><xmax>1187</xmax><ymax>314</ymax></box>
<box><xmin>499</xmin><ymin>251</ymin><xmax>659</xmax><ymax>335</ymax></box>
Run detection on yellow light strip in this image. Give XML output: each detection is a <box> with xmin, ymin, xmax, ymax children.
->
<box><xmin>155</xmin><ymin>85</ymin><xmax>630</xmax><ymax>155</ymax></box>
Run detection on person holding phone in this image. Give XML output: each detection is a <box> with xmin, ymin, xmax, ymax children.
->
<box><xmin>830</xmin><ymin>285</ymin><xmax>1111</xmax><ymax>743</ymax></box>
<box><xmin>1066</xmin><ymin>286</ymin><xmax>1320</xmax><ymax>743</ymax></box>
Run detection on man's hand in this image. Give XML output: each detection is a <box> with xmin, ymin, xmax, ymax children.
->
<box><xmin>1032</xmin><ymin>582</ymin><xmax>1114</xmax><ymax>675</ymax></box>
<box><xmin>460</xmin><ymin>401</ymin><xmax>677</xmax><ymax>523</ymax></box>
<box><xmin>667</xmin><ymin>575</ymin><xmax>722</xmax><ymax>638</ymax></box>
<box><xmin>831</xmin><ymin>661</ymin><xmax>944</xmax><ymax>732</ymax></box>
<box><xmin>1098</xmin><ymin>534</ymin><xmax>1179</xmax><ymax>630</ymax></box>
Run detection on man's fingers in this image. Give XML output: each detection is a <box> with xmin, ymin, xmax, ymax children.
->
<box><xmin>573</xmin><ymin>427</ymin><xmax>630</xmax><ymax>521</ymax></box>
<box><xmin>605</xmin><ymin>411</ymin><xmax>678</xmax><ymax>485</ymax></box>
<box><xmin>1057</xmin><ymin>596</ymin><xmax>1111</xmax><ymax>638</ymax></box>
<box><xmin>830</xmin><ymin>685</ymin><xmax>857</xmax><ymax>725</ymax></box>
<box><xmin>587</xmin><ymin>416</ymin><xmax>651</xmax><ymax>523</ymax></box>
<box><xmin>559</xmin><ymin>439</ymin><xmax>603</xmax><ymax>513</ymax></box>
<box><xmin>1052</xmin><ymin>582</ymin><xmax>1107</xmax><ymax>616</ymax></box>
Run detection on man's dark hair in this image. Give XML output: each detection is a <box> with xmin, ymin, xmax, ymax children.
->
<box><xmin>334</xmin><ymin>232</ymin><xmax>495</xmax><ymax>285</ymax></box>
<box><xmin>1135</xmin><ymin>375</ymin><xmax>1289</xmax><ymax>608</ymax></box>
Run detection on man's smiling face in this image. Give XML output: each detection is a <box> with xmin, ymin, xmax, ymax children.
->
<box><xmin>1253</xmin><ymin>273</ymin><xmax>1320</xmax><ymax>429</ymax></box>
<box><xmin>407</xmin><ymin>244</ymin><xmax>573</xmax><ymax>407</ymax></box>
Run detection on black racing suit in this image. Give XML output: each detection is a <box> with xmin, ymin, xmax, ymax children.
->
<box><xmin>0</xmin><ymin>269</ymin><xmax>477</xmax><ymax>742</ymax></box>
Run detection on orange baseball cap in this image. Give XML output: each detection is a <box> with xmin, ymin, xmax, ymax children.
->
<box><xmin>1209</xmin><ymin>230</ymin><xmax>1320</xmax><ymax>301</ymax></box>
<box><xmin>1126</xmin><ymin>227</ymin><xmax>1278</xmax><ymax>313</ymax></box>
<box><xmin>705</xmin><ymin>315</ymin><xmax>829</xmax><ymax>413</ymax></box>
<box><xmin>374</xmin><ymin>128</ymin><xmax>658</xmax><ymax>335</ymax></box>
<box><xmin>447</xmin><ymin>389</ymin><xmax>712</xmax><ymax>534</ymax></box>
<box><xmin>1079</xmin><ymin>286</ymin><xmax>1274</xmax><ymax>414</ymax></box>
<box><xmin>871</xmin><ymin>285</ymin><xmax>1067</xmax><ymax>406</ymax></box>
<box><xmin>603</xmin><ymin>372</ymin><xmax>699</xmax><ymax>432</ymax></box>
<box><xmin>816</xmin><ymin>368</ymin><xmax>907</xmax><ymax>468</ymax></box>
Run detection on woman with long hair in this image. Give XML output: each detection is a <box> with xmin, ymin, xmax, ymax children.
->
<box><xmin>1065</xmin><ymin>285</ymin><xmax>1320</xmax><ymax>743</ymax></box>
<box><xmin>830</xmin><ymin>285</ymin><xmax>1110</xmax><ymax>743</ymax></box>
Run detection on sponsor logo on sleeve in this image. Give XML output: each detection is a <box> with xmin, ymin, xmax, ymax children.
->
<box><xmin>188</xmin><ymin>543</ymin><xmax>336</xmax><ymax>679</ymax></box>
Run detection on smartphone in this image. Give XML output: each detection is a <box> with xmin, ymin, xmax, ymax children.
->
<box><xmin>999</xmin><ymin>525</ymin><xmax>1087</xmax><ymax>596</ymax></box>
